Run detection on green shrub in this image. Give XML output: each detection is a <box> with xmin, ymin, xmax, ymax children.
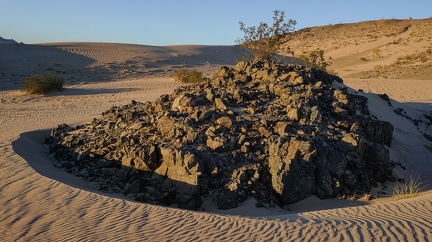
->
<box><xmin>391</xmin><ymin>174</ymin><xmax>424</xmax><ymax>200</ymax></box>
<box><xmin>236</xmin><ymin>10</ymin><xmax>296</xmax><ymax>61</ymax></box>
<box><xmin>22</xmin><ymin>74</ymin><xmax>64</xmax><ymax>94</ymax></box>
<box><xmin>173</xmin><ymin>69</ymin><xmax>207</xmax><ymax>83</ymax></box>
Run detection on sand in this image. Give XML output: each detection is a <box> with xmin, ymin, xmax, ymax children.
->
<box><xmin>1</xmin><ymin>42</ymin><xmax>431</xmax><ymax>241</ymax></box>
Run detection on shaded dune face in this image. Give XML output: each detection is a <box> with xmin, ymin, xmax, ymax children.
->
<box><xmin>0</xmin><ymin>42</ymin><xmax>244</xmax><ymax>91</ymax></box>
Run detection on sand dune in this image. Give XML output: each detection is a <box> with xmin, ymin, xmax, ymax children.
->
<box><xmin>1</xmin><ymin>37</ymin><xmax>432</xmax><ymax>240</ymax></box>
<box><xmin>286</xmin><ymin>18</ymin><xmax>432</xmax><ymax>79</ymax></box>
<box><xmin>0</xmin><ymin>42</ymin><xmax>243</xmax><ymax>91</ymax></box>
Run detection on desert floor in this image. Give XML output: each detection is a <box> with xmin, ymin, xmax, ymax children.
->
<box><xmin>1</xmin><ymin>42</ymin><xmax>431</xmax><ymax>241</ymax></box>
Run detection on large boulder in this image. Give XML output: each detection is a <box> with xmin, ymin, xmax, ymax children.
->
<box><xmin>268</xmin><ymin>136</ymin><xmax>317</xmax><ymax>203</ymax></box>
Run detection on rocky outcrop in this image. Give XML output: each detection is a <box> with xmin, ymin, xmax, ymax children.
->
<box><xmin>45</xmin><ymin>61</ymin><xmax>394</xmax><ymax>210</ymax></box>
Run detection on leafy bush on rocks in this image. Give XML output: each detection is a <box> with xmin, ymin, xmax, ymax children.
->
<box><xmin>22</xmin><ymin>74</ymin><xmax>64</xmax><ymax>94</ymax></box>
<box><xmin>236</xmin><ymin>10</ymin><xmax>296</xmax><ymax>61</ymax></box>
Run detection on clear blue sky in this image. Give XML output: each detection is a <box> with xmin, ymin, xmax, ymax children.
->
<box><xmin>1</xmin><ymin>0</ymin><xmax>431</xmax><ymax>46</ymax></box>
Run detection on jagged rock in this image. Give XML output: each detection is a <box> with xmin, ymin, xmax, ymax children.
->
<box><xmin>216</xmin><ymin>116</ymin><xmax>233</xmax><ymax>129</ymax></box>
<box><xmin>268</xmin><ymin>136</ymin><xmax>317</xmax><ymax>203</ymax></box>
<box><xmin>206</xmin><ymin>136</ymin><xmax>228</xmax><ymax>152</ymax></box>
<box><xmin>172</xmin><ymin>94</ymin><xmax>193</xmax><ymax>112</ymax></box>
<box><xmin>214</xmin><ymin>98</ymin><xmax>227</xmax><ymax>110</ymax></box>
<box><xmin>217</xmin><ymin>191</ymin><xmax>239</xmax><ymax>210</ymax></box>
<box><xmin>364</xmin><ymin>118</ymin><xmax>394</xmax><ymax>146</ymax></box>
<box><xmin>287</xmin><ymin>108</ymin><xmax>299</xmax><ymax>121</ymax></box>
<box><xmin>45</xmin><ymin>61</ymin><xmax>394</xmax><ymax>210</ymax></box>
<box><xmin>274</xmin><ymin>122</ymin><xmax>290</xmax><ymax>136</ymax></box>
<box><xmin>364</xmin><ymin>142</ymin><xmax>391</xmax><ymax>183</ymax></box>
<box><xmin>157</xmin><ymin>117</ymin><xmax>176</xmax><ymax>139</ymax></box>
<box><xmin>378</xmin><ymin>93</ymin><xmax>392</xmax><ymax>106</ymax></box>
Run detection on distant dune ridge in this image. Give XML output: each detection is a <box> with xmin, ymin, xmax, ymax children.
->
<box><xmin>1</xmin><ymin>18</ymin><xmax>432</xmax><ymax>241</ymax></box>
<box><xmin>0</xmin><ymin>36</ymin><xmax>18</xmax><ymax>44</ymax></box>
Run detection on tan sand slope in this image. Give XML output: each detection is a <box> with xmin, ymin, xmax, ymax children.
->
<box><xmin>285</xmin><ymin>18</ymin><xmax>432</xmax><ymax>79</ymax></box>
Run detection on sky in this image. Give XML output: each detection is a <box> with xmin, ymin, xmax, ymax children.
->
<box><xmin>1</xmin><ymin>0</ymin><xmax>431</xmax><ymax>46</ymax></box>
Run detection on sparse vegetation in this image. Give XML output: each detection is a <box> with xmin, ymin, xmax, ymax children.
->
<box><xmin>326</xmin><ymin>69</ymin><xmax>339</xmax><ymax>76</ymax></box>
<box><xmin>394</xmin><ymin>46</ymin><xmax>432</xmax><ymax>65</ymax></box>
<box><xmin>22</xmin><ymin>74</ymin><xmax>64</xmax><ymax>94</ymax></box>
<box><xmin>371</xmin><ymin>48</ymin><xmax>383</xmax><ymax>58</ymax></box>
<box><xmin>391</xmin><ymin>175</ymin><xmax>425</xmax><ymax>200</ymax></box>
<box><xmin>236</xmin><ymin>10</ymin><xmax>296</xmax><ymax>61</ymax></box>
<box><xmin>299</xmin><ymin>48</ymin><xmax>332</xmax><ymax>70</ymax></box>
<box><xmin>173</xmin><ymin>69</ymin><xmax>207</xmax><ymax>83</ymax></box>
<box><xmin>362</xmin><ymin>44</ymin><xmax>432</xmax><ymax>79</ymax></box>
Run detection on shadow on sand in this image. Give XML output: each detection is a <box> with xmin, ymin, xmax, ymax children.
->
<box><xmin>47</xmin><ymin>87</ymin><xmax>141</xmax><ymax>96</ymax></box>
<box><xmin>12</xmin><ymin>129</ymin><xmax>375</xmax><ymax>216</ymax></box>
<box><xmin>12</xmin><ymin>130</ymin><xmax>200</xmax><ymax>209</ymax></box>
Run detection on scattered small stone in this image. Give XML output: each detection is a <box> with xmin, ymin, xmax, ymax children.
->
<box><xmin>378</xmin><ymin>93</ymin><xmax>392</xmax><ymax>106</ymax></box>
<box><xmin>365</xmin><ymin>194</ymin><xmax>374</xmax><ymax>201</ymax></box>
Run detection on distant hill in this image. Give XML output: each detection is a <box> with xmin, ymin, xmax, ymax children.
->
<box><xmin>283</xmin><ymin>18</ymin><xmax>432</xmax><ymax>79</ymax></box>
<box><xmin>0</xmin><ymin>36</ymin><xmax>18</xmax><ymax>44</ymax></box>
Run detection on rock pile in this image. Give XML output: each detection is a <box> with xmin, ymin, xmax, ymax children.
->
<box><xmin>45</xmin><ymin>61</ymin><xmax>394</xmax><ymax>210</ymax></box>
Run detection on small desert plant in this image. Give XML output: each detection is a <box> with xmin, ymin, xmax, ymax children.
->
<box><xmin>236</xmin><ymin>10</ymin><xmax>297</xmax><ymax>61</ymax></box>
<box><xmin>173</xmin><ymin>69</ymin><xmax>206</xmax><ymax>83</ymax></box>
<box><xmin>22</xmin><ymin>74</ymin><xmax>64</xmax><ymax>94</ymax></box>
<box><xmin>392</xmin><ymin>47</ymin><xmax>431</xmax><ymax>66</ymax></box>
<box><xmin>391</xmin><ymin>174</ymin><xmax>424</xmax><ymax>200</ymax></box>
<box><xmin>327</xmin><ymin>69</ymin><xmax>339</xmax><ymax>76</ymax></box>
<box><xmin>372</xmin><ymin>48</ymin><xmax>382</xmax><ymax>58</ymax></box>
<box><xmin>201</xmin><ymin>188</ymin><xmax>224</xmax><ymax>204</ymax></box>
<box><xmin>299</xmin><ymin>48</ymin><xmax>332</xmax><ymax>71</ymax></box>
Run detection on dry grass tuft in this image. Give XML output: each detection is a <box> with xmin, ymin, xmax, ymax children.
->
<box><xmin>391</xmin><ymin>174</ymin><xmax>425</xmax><ymax>200</ymax></box>
<box><xmin>22</xmin><ymin>74</ymin><xmax>64</xmax><ymax>94</ymax></box>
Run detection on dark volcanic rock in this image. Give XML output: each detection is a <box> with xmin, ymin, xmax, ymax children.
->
<box><xmin>45</xmin><ymin>61</ymin><xmax>394</xmax><ymax>210</ymax></box>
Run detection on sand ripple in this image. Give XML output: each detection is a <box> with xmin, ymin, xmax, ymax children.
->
<box><xmin>2</xmin><ymin>125</ymin><xmax>431</xmax><ymax>241</ymax></box>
